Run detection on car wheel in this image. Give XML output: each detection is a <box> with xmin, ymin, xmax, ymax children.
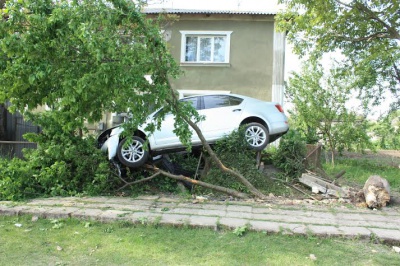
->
<box><xmin>117</xmin><ymin>136</ymin><xmax>149</xmax><ymax>168</ymax></box>
<box><xmin>244</xmin><ymin>123</ymin><xmax>269</xmax><ymax>151</ymax></box>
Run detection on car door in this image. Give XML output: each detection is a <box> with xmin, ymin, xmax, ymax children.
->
<box><xmin>199</xmin><ymin>95</ymin><xmax>244</xmax><ymax>141</ymax></box>
<box><xmin>151</xmin><ymin>96</ymin><xmax>201</xmax><ymax>148</ymax></box>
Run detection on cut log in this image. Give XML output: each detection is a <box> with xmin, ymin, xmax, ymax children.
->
<box><xmin>363</xmin><ymin>175</ymin><xmax>390</xmax><ymax>208</ymax></box>
<box><xmin>299</xmin><ymin>173</ymin><xmax>349</xmax><ymax>197</ymax></box>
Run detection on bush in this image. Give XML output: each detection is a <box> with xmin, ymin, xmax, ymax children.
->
<box><xmin>271</xmin><ymin>130</ymin><xmax>307</xmax><ymax>180</ymax></box>
<box><xmin>0</xmin><ymin>134</ymin><xmax>115</xmax><ymax>200</ymax></box>
<box><xmin>186</xmin><ymin>128</ymin><xmax>290</xmax><ymax>195</ymax></box>
<box><xmin>0</xmin><ymin>158</ymin><xmax>39</xmax><ymax>200</ymax></box>
<box><xmin>205</xmin><ymin>129</ymin><xmax>268</xmax><ymax>192</ymax></box>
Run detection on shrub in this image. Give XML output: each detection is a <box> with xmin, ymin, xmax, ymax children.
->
<box><xmin>0</xmin><ymin>134</ymin><xmax>115</xmax><ymax>200</ymax></box>
<box><xmin>188</xmin><ymin>128</ymin><xmax>289</xmax><ymax>195</ymax></box>
<box><xmin>0</xmin><ymin>158</ymin><xmax>39</xmax><ymax>200</ymax></box>
<box><xmin>271</xmin><ymin>130</ymin><xmax>307</xmax><ymax>180</ymax></box>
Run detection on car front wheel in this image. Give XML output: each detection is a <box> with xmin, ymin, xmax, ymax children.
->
<box><xmin>245</xmin><ymin>123</ymin><xmax>269</xmax><ymax>151</ymax></box>
<box><xmin>117</xmin><ymin>136</ymin><xmax>149</xmax><ymax>168</ymax></box>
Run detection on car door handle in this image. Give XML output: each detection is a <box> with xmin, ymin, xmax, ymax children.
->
<box><xmin>233</xmin><ymin>109</ymin><xmax>242</xmax><ymax>112</ymax></box>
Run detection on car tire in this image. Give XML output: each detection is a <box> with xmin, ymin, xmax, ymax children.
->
<box><xmin>244</xmin><ymin>122</ymin><xmax>269</xmax><ymax>151</ymax></box>
<box><xmin>117</xmin><ymin>136</ymin><xmax>149</xmax><ymax>168</ymax></box>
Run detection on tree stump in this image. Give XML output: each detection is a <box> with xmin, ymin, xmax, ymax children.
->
<box><xmin>363</xmin><ymin>175</ymin><xmax>391</xmax><ymax>208</ymax></box>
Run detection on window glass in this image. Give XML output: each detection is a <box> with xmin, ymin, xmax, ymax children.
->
<box><xmin>229</xmin><ymin>96</ymin><xmax>243</xmax><ymax>106</ymax></box>
<box><xmin>203</xmin><ymin>95</ymin><xmax>244</xmax><ymax>109</ymax></box>
<box><xmin>213</xmin><ymin>37</ymin><xmax>225</xmax><ymax>62</ymax></box>
<box><xmin>181</xmin><ymin>97</ymin><xmax>199</xmax><ymax>110</ymax></box>
<box><xmin>204</xmin><ymin>95</ymin><xmax>230</xmax><ymax>109</ymax></box>
<box><xmin>185</xmin><ymin>37</ymin><xmax>197</xmax><ymax>62</ymax></box>
<box><xmin>181</xmin><ymin>31</ymin><xmax>231</xmax><ymax>63</ymax></box>
<box><xmin>199</xmin><ymin>37</ymin><xmax>211</xmax><ymax>61</ymax></box>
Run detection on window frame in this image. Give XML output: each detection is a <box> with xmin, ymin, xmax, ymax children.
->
<box><xmin>180</xmin><ymin>31</ymin><xmax>232</xmax><ymax>65</ymax></box>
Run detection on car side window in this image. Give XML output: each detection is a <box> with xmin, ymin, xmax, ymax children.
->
<box><xmin>152</xmin><ymin>96</ymin><xmax>200</xmax><ymax>118</ymax></box>
<box><xmin>203</xmin><ymin>95</ymin><xmax>243</xmax><ymax>110</ymax></box>
<box><xmin>180</xmin><ymin>96</ymin><xmax>199</xmax><ymax>110</ymax></box>
<box><xmin>229</xmin><ymin>96</ymin><xmax>243</xmax><ymax>106</ymax></box>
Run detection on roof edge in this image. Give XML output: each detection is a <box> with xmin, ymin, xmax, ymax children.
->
<box><xmin>143</xmin><ymin>8</ymin><xmax>277</xmax><ymax>15</ymax></box>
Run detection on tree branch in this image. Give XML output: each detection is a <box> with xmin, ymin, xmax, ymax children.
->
<box><xmin>333</xmin><ymin>31</ymin><xmax>391</xmax><ymax>42</ymax></box>
<box><xmin>144</xmin><ymin>165</ymin><xmax>249</xmax><ymax>199</ymax></box>
<box><xmin>117</xmin><ymin>171</ymin><xmax>161</xmax><ymax>191</ymax></box>
<box><xmin>334</xmin><ymin>0</ymin><xmax>400</xmax><ymax>41</ymax></box>
<box><xmin>392</xmin><ymin>63</ymin><xmax>400</xmax><ymax>83</ymax></box>
<box><xmin>353</xmin><ymin>1</ymin><xmax>400</xmax><ymax>40</ymax></box>
<box><xmin>149</xmin><ymin>36</ymin><xmax>267</xmax><ymax>199</ymax></box>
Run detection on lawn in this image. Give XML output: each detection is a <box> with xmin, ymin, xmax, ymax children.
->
<box><xmin>0</xmin><ymin>215</ymin><xmax>399</xmax><ymax>266</ymax></box>
<box><xmin>323</xmin><ymin>152</ymin><xmax>400</xmax><ymax>193</ymax></box>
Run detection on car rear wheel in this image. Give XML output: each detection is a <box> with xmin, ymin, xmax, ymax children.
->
<box><xmin>117</xmin><ymin>136</ymin><xmax>149</xmax><ymax>168</ymax></box>
<box><xmin>245</xmin><ymin>123</ymin><xmax>269</xmax><ymax>151</ymax></box>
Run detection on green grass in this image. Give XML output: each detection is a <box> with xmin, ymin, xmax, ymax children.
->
<box><xmin>323</xmin><ymin>158</ymin><xmax>400</xmax><ymax>192</ymax></box>
<box><xmin>1</xmin><ymin>215</ymin><xmax>399</xmax><ymax>265</ymax></box>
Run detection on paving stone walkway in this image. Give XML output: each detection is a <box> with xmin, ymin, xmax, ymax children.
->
<box><xmin>1</xmin><ymin>196</ymin><xmax>400</xmax><ymax>243</ymax></box>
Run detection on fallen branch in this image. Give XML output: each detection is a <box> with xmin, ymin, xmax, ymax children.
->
<box><xmin>145</xmin><ymin>165</ymin><xmax>249</xmax><ymax>199</ymax></box>
<box><xmin>269</xmin><ymin>176</ymin><xmax>320</xmax><ymax>201</ymax></box>
<box><xmin>117</xmin><ymin>172</ymin><xmax>161</xmax><ymax>191</ymax></box>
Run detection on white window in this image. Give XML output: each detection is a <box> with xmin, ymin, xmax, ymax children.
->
<box><xmin>180</xmin><ymin>31</ymin><xmax>232</xmax><ymax>64</ymax></box>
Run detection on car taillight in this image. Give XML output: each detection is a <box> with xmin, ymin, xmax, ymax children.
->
<box><xmin>275</xmin><ymin>104</ymin><xmax>284</xmax><ymax>113</ymax></box>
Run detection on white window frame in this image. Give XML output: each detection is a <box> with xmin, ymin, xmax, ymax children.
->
<box><xmin>180</xmin><ymin>31</ymin><xmax>232</xmax><ymax>64</ymax></box>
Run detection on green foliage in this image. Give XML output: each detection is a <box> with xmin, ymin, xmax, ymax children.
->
<box><xmin>204</xmin><ymin>129</ymin><xmax>270</xmax><ymax>193</ymax></box>
<box><xmin>370</xmin><ymin>110</ymin><xmax>400</xmax><ymax>149</ymax></box>
<box><xmin>0</xmin><ymin>157</ymin><xmax>38</xmax><ymax>201</ymax></box>
<box><xmin>233</xmin><ymin>225</ymin><xmax>249</xmax><ymax>237</ymax></box>
<box><xmin>277</xmin><ymin>0</ymin><xmax>400</xmax><ymax>108</ymax></box>
<box><xmin>271</xmin><ymin>130</ymin><xmax>306</xmax><ymax>180</ymax></box>
<box><xmin>190</xmin><ymin>129</ymin><xmax>290</xmax><ymax>195</ymax></box>
<box><xmin>0</xmin><ymin>0</ymin><xmax>201</xmax><ymax>199</ymax></box>
<box><xmin>0</xmin><ymin>113</ymin><xmax>116</xmax><ymax>200</ymax></box>
<box><xmin>0</xmin><ymin>0</ymin><xmax>195</xmax><ymax>140</ymax></box>
<box><xmin>286</xmin><ymin>60</ymin><xmax>374</xmax><ymax>163</ymax></box>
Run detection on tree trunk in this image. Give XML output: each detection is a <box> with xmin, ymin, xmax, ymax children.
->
<box><xmin>146</xmin><ymin>165</ymin><xmax>249</xmax><ymax>199</ymax></box>
<box><xmin>152</xmin><ymin>40</ymin><xmax>267</xmax><ymax>199</ymax></box>
<box><xmin>363</xmin><ymin>175</ymin><xmax>391</xmax><ymax>208</ymax></box>
<box><xmin>180</xmin><ymin>112</ymin><xmax>267</xmax><ymax>199</ymax></box>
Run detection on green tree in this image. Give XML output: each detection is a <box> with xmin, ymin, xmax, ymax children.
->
<box><xmin>0</xmin><ymin>0</ymin><xmax>266</xmax><ymax>199</ymax></box>
<box><xmin>0</xmin><ymin>0</ymin><xmax>188</xmax><ymax>137</ymax></box>
<box><xmin>277</xmin><ymin>0</ymin><xmax>400</xmax><ymax>109</ymax></box>
<box><xmin>286</xmin><ymin>60</ymin><xmax>373</xmax><ymax>165</ymax></box>
<box><xmin>371</xmin><ymin>110</ymin><xmax>400</xmax><ymax>149</ymax></box>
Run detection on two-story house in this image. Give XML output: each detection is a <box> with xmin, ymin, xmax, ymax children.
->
<box><xmin>104</xmin><ymin>7</ymin><xmax>286</xmax><ymax>129</ymax></box>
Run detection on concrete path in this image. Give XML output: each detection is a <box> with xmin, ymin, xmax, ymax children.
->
<box><xmin>1</xmin><ymin>196</ymin><xmax>400</xmax><ymax>243</ymax></box>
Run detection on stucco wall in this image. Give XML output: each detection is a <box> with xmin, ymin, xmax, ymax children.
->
<box><xmin>165</xmin><ymin>14</ymin><xmax>275</xmax><ymax>101</ymax></box>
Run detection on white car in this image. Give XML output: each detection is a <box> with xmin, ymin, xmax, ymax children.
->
<box><xmin>98</xmin><ymin>94</ymin><xmax>289</xmax><ymax>168</ymax></box>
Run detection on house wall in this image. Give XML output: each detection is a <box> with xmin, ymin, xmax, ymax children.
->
<box><xmin>164</xmin><ymin>14</ymin><xmax>276</xmax><ymax>101</ymax></box>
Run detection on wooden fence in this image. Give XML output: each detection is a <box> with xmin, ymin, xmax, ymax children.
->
<box><xmin>0</xmin><ymin>108</ymin><xmax>39</xmax><ymax>159</ymax></box>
